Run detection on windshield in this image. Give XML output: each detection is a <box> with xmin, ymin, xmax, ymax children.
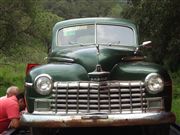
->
<box><xmin>57</xmin><ymin>24</ymin><xmax>135</xmax><ymax>46</ymax></box>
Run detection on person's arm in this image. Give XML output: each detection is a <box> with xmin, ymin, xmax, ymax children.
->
<box><xmin>6</xmin><ymin>97</ymin><xmax>20</xmax><ymax>129</ymax></box>
<box><xmin>9</xmin><ymin>118</ymin><xmax>20</xmax><ymax>128</ymax></box>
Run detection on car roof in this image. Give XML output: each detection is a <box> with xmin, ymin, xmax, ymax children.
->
<box><xmin>53</xmin><ymin>17</ymin><xmax>136</xmax><ymax>31</ymax></box>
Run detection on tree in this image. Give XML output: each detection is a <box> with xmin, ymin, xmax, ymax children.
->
<box><xmin>122</xmin><ymin>0</ymin><xmax>180</xmax><ymax>72</ymax></box>
<box><xmin>0</xmin><ymin>0</ymin><xmax>34</xmax><ymax>52</ymax></box>
<box><xmin>0</xmin><ymin>0</ymin><xmax>62</xmax><ymax>57</ymax></box>
<box><xmin>28</xmin><ymin>10</ymin><xmax>62</xmax><ymax>51</ymax></box>
<box><xmin>43</xmin><ymin>0</ymin><xmax>119</xmax><ymax>19</ymax></box>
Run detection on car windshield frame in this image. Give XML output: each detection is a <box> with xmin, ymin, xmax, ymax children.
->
<box><xmin>57</xmin><ymin>24</ymin><xmax>136</xmax><ymax>47</ymax></box>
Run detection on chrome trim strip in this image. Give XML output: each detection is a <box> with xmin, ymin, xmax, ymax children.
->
<box><xmin>49</xmin><ymin>57</ymin><xmax>75</xmax><ymax>62</ymax></box>
<box><xmin>53</xmin><ymin>81</ymin><xmax>145</xmax><ymax>87</ymax></box>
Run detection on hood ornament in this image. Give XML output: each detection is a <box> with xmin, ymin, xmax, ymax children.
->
<box><xmin>88</xmin><ymin>64</ymin><xmax>110</xmax><ymax>81</ymax></box>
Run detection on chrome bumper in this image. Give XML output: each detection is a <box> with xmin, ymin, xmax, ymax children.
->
<box><xmin>20</xmin><ymin>112</ymin><xmax>175</xmax><ymax>128</ymax></box>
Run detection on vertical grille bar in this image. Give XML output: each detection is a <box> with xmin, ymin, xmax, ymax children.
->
<box><xmin>129</xmin><ymin>82</ymin><xmax>133</xmax><ymax>113</ymax></box>
<box><xmin>55</xmin><ymin>82</ymin><xmax>58</xmax><ymax>113</ymax></box>
<box><xmin>108</xmin><ymin>83</ymin><xmax>111</xmax><ymax>113</ymax></box>
<box><xmin>77</xmin><ymin>82</ymin><xmax>80</xmax><ymax>114</ymax></box>
<box><xmin>87</xmin><ymin>82</ymin><xmax>90</xmax><ymax>113</ymax></box>
<box><xmin>140</xmin><ymin>82</ymin><xmax>143</xmax><ymax>112</ymax></box>
<box><xmin>66</xmin><ymin>83</ymin><xmax>69</xmax><ymax>114</ymax></box>
<box><xmin>118</xmin><ymin>82</ymin><xmax>122</xmax><ymax>113</ymax></box>
<box><xmin>98</xmin><ymin>82</ymin><xmax>100</xmax><ymax>112</ymax></box>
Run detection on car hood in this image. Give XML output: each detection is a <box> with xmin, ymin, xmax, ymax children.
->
<box><xmin>48</xmin><ymin>45</ymin><xmax>135</xmax><ymax>72</ymax></box>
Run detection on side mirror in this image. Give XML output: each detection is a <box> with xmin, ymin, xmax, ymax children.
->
<box><xmin>140</xmin><ymin>41</ymin><xmax>152</xmax><ymax>48</ymax></box>
<box><xmin>134</xmin><ymin>41</ymin><xmax>152</xmax><ymax>54</ymax></box>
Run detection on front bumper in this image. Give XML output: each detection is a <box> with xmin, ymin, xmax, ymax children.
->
<box><xmin>20</xmin><ymin>112</ymin><xmax>175</xmax><ymax>128</ymax></box>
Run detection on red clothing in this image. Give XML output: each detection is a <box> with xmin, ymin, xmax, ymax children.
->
<box><xmin>0</xmin><ymin>96</ymin><xmax>20</xmax><ymax>133</ymax></box>
<box><xmin>0</xmin><ymin>96</ymin><xmax>7</xmax><ymax>99</ymax></box>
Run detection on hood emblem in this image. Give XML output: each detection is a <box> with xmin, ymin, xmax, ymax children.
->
<box><xmin>88</xmin><ymin>64</ymin><xmax>110</xmax><ymax>81</ymax></box>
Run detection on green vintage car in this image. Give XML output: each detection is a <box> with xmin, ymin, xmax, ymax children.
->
<box><xmin>21</xmin><ymin>18</ymin><xmax>175</xmax><ymax>135</ymax></box>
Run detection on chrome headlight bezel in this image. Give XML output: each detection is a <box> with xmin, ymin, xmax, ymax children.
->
<box><xmin>34</xmin><ymin>74</ymin><xmax>53</xmax><ymax>95</ymax></box>
<box><xmin>145</xmin><ymin>73</ymin><xmax>164</xmax><ymax>94</ymax></box>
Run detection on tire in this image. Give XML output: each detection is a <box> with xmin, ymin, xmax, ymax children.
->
<box><xmin>30</xmin><ymin>128</ymin><xmax>60</xmax><ymax>135</ymax></box>
<box><xmin>142</xmin><ymin>124</ymin><xmax>170</xmax><ymax>135</ymax></box>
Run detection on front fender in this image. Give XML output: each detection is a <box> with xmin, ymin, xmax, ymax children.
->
<box><xmin>25</xmin><ymin>63</ymin><xmax>89</xmax><ymax>113</ymax></box>
<box><xmin>26</xmin><ymin>63</ymin><xmax>89</xmax><ymax>82</ymax></box>
<box><xmin>110</xmin><ymin>61</ymin><xmax>171</xmax><ymax>81</ymax></box>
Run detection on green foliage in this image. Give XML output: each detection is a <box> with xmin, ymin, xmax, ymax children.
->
<box><xmin>0</xmin><ymin>0</ymin><xmax>63</xmax><ymax>55</ymax></box>
<box><xmin>43</xmin><ymin>0</ymin><xmax>122</xmax><ymax>19</ymax></box>
<box><xmin>171</xmin><ymin>70</ymin><xmax>180</xmax><ymax>123</ymax></box>
<box><xmin>29</xmin><ymin>10</ymin><xmax>63</xmax><ymax>50</ymax></box>
<box><xmin>0</xmin><ymin>64</ymin><xmax>26</xmax><ymax>96</ymax></box>
<box><xmin>5</xmin><ymin>38</ymin><xmax>48</xmax><ymax>64</ymax></box>
<box><xmin>171</xmin><ymin>71</ymin><xmax>180</xmax><ymax>99</ymax></box>
<box><xmin>0</xmin><ymin>0</ymin><xmax>35</xmax><ymax>51</ymax></box>
<box><xmin>121</xmin><ymin>0</ymin><xmax>180</xmax><ymax>72</ymax></box>
<box><xmin>108</xmin><ymin>4</ymin><xmax>123</xmax><ymax>17</ymax></box>
<box><xmin>172</xmin><ymin>98</ymin><xmax>180</xmax><ymax>123</ymax></box>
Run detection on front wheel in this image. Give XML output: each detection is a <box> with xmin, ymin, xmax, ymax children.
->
<box><xmin>142</xmin><ymin>124</ymin><xmax>170</xmax><ymax>135</ymax></box>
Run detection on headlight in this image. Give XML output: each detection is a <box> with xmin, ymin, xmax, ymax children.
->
<box><xmin>145</xmin><ymin>73</ymin><xmax>164</xmax><ymax>94</ymax></box>
<box><xmin>34</xmin><ymin>74</ymin><xmax>53</xmax><ymax>95</ymax></box>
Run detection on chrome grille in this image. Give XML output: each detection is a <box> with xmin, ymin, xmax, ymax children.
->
<box><xmin>51</xmin><ymin>81</ymin><xmax>147</xmax><ymax>114</ymax></box>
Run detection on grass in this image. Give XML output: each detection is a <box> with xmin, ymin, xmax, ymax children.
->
<box><xmin>171</xmin><ymin>71</ymin><xmax>180</xmax><ymax>124</ymax></box>
<box><xmin>0</xmin><ymin>64</ymin><xmax>26</xmax><ymax>95</ymax></box>
<box><xmin>0</xmin><ymin>42</ymin><xmax>47</xmax><ymax>95</ymax></box>
<box><xmin>172</xmin><ymin>98</ymin><xmax>180</xmax><ymax>124</ymax></box>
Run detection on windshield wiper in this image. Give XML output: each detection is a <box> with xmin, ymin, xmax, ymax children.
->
<box><xmin>98</xmin><ymin>42</ymin><xmax>134</xmax><ymax>48</ymax></box>
<box><xmin>69</xmin><ymin>41</ymin><xmax>95</xmax><ymax>46</ymax></box>
<box><xmin>107</xmin><ymin>41</ymin><xmax>121</xmax><ymax>46</ymax></box>
<box><xmin>98</xmin><ymin>41</ymin><xmax>122</xmax><ymax>46</ymax></box>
